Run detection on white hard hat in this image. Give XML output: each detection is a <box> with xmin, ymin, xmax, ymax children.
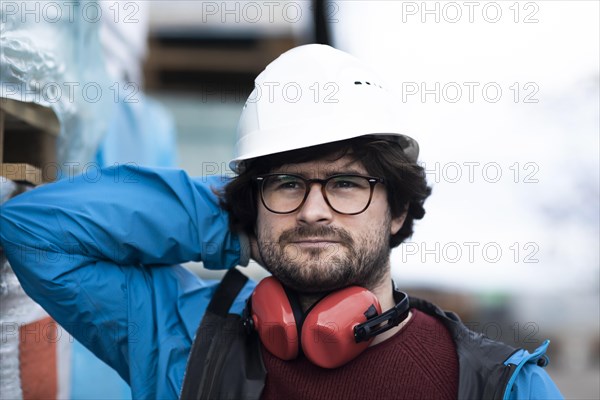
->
<box><xmin>229</xmin><ymin>44</ymin><xmax>419</xmax><ymax>173</ymax></box>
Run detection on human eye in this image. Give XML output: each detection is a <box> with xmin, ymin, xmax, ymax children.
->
<box><xmin>267</xmin><ymin>175</ymin><xmax>304</xmax><ymax>191</ymax></box>
<box><xmin>329</xmin><ymin>176</ymin><xmax>368</xmax><ymax>190</ymax></box>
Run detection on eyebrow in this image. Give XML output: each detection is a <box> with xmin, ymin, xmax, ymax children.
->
<box><xmin>271</xmin><ymin>169</ymin><xmax>367</xmax><ymax>177</ymax></box>
<box><xmin>323</xmin><ymin>169</ymin><xmax>365</xmax><ymax>176</ymax></box>
<box><xmin>272</xmin><ymin>158</ymin><xmax>367</xmax><ymax>177</ymax></box>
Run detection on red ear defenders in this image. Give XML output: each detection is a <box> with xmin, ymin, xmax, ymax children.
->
<box><xmin>242</xmin><ymin>277</ymin><xmax>410</xmax><ymax>369</ymax></box>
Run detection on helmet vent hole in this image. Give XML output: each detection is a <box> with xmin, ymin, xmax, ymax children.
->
<box><xmin>354</xmin><ymin>81</ymin><xmax>383</xmax><ymax>88</ymax></box>
<box><xmin>354</xmin><ymin>81</ymin><xmax>383</xmax><ymax>89</ymax></box>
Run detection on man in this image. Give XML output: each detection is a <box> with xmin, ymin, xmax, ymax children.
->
<box><xmin>0</xmin><ymin>45</ymin><xmax>561</xmax><ymax>399</ymax></box>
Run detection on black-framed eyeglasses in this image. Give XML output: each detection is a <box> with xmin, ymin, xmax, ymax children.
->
<box><xmin>255</xmin><ymin>173</ymin><xmax>385</xmax><ymax>215</ymax></box>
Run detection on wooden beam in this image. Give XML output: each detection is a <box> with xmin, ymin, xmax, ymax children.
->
<box><xmin>0</xmin><ymin>163</ymin><xmax>43</xmax><ymax>186</ymax></box>
<box><xmin>0</xmin><ymin>98</ymin><xmax>59</xmax><ymax>136</ymax></box>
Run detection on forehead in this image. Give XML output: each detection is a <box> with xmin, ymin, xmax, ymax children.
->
<box><xmin>272</xmin><ymin>154</ymin><xmax>368</xmax><ymax>178</ymax></box>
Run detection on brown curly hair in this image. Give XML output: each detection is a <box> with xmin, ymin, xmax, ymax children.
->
<box><xmin>219</xmin><ymin>137</ymin><xmax>431</xmax><ymax>248</ymax></box>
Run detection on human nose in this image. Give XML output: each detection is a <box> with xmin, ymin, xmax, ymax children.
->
<box><xmin>296</xmin><ymin>183</ymin><xmax>333</xmax><ymax>225</ymax></box>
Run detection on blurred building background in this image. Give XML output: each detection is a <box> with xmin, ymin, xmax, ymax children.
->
<box><xmin>1</xmin><ymin>0</ymin><xmax>598</xmax><ymax>399</ymax></box>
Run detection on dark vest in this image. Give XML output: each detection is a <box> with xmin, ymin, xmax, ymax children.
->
<box><xmin>180</xmin><ymin>268</ymin><xmax>517</xmax><ymax>400</ymax></box>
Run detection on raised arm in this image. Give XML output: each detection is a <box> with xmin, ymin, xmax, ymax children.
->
<box><xmin>0</xmin><ymin>165</ymin><xmax>247</xmax><ymax>385</ymax></box>
<box><xmin>0</xmin><ymin>165</ymin><xmax>248</xmax><ymax>271</ymax></box>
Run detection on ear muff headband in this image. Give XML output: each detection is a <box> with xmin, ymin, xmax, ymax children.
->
<box><xmin>281</xmin><ymin>284</ymin><xmax>306</xmax><ymax>351</ymax></box>
<box><xmin>354</xmin><ymin>290</ymin><xmax>410</xmax><ymax>342</ymax></box>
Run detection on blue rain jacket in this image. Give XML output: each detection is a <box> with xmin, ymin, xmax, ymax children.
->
<box><xmin>0</xmin><ymin>165</ymin><xmax>562</xmax><ymax>399</ymax></box>
<box><xmin>1</xmin><ymin>166</ymin><xmax>254</xmax><ymax>399</ymax></box>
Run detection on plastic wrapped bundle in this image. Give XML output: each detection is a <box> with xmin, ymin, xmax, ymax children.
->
<box><xmin>0</xmin><ymin>180</ymin><xmax>71</xmax><ymax>399</ymax></box>
<box><xmin>0</xmin><ymin>0</ymin><xmax>113</xmax><ymax>172</ymax></box>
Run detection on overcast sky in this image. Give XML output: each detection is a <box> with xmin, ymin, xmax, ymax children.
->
<box><xmin>332</xmin><ymin>1</ymin><xmax>599</xmax><ymax>293</ymax></box>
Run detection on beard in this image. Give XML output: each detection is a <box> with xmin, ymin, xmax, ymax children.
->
<box><xmin>256</xmin><ymin>216</ymin><xmax>392</xmax><ymax>294</ymax></box>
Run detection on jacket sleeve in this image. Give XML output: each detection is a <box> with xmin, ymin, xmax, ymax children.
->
<box><xmin>507</xmin><ymin>364</ymin><xmax>563</xmax><ymax>400</ymax></box>
<box><xmin>0</xmin><ymin>165</ymin><xmax>248</xmax><ymax>270</ymax></box>
<box><xmin>504</xmin><ymin>341</ymin><xmax>564</xmax><ymax>400</ymax></box>
<box><xmin>0</xmin><ymin>165</ymin><xmax>247</xmax><ymax>381</ymax></box>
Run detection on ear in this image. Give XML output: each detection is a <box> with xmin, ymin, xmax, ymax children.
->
<box><xmin>390</xmin><ymin>211</ymin><xmax>407</xmax><ymax>235</ymax></box>
<box><xmin>249</xmin><ymin>233</ymin><xmax>265</xmax><ymax>266</ymax></box>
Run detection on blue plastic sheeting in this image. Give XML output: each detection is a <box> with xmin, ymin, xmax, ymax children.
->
<box><xmin>96</xmin><ymin>92</ymin><xmax>178</xmax><ymax>168</ymax></box>
<box><xmin>0</xmin><ymin>0</ymin><xmax>113</xmax><ymax>171</ymax></box>
<box><xmin>70</xmin><ymin>340</ymin><xmax>132</xmax><ymax>400</ymax></box>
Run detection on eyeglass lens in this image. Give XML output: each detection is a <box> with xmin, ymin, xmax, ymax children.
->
<box><xmin>261</xmin><ymin>174</ymin><xmax>374</xmax><ymax>214</ymax></box>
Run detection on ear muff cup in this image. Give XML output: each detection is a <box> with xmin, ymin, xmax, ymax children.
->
<box><xmin>250</xmin><ymin>277</ymin><xmax>300</xmax><ymax>360</ymax></box>
<box><xmin>301</xmin><ymin>287</ymin><xmax>381</xmax><ymax>368</ymax></box>
<box><xmin>249</xmin><ymin>277</ymin><xmax>382</xmax><ymax>368</ymax></box>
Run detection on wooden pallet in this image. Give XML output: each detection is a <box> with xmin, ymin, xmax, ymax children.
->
<box><xmin>144</xmin><ymin>35</ymin><xmax>297</xmax><ymax>91</ymax></box>
<box><xmin>0</xmin><ymin>98</ymin><xmax>59</xmax><ymax>184</ymax></box>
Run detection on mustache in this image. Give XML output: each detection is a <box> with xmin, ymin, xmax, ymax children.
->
<box><xmin>278</xmin><ymin>225</ymin><xmax>354</xmax><ymax>247</ymax></box>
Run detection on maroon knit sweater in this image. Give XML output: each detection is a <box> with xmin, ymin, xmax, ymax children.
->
<box><xmin>260</xmin><ymin>308</ymin><xmax>459</xmax><ymax>400</ymax></box>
